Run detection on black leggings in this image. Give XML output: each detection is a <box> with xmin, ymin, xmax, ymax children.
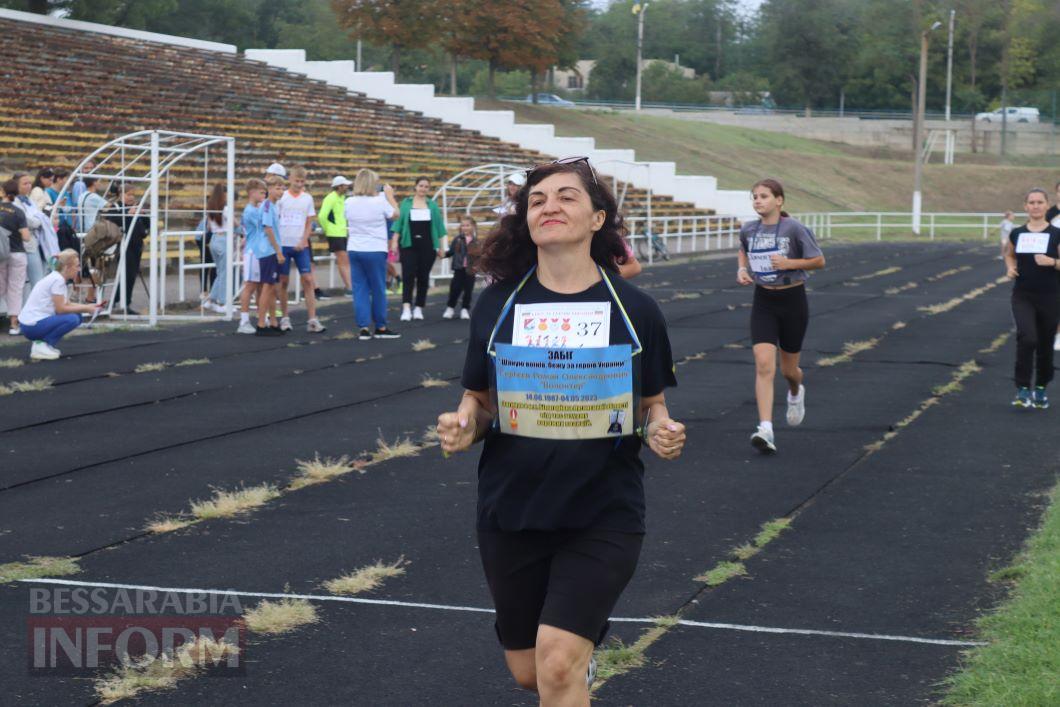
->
<box><xmin>1011</xmin><ymin>289</ymin><xmax>1059</xmax><ymax>388</ymax></box>
<box><xmin>399</xmin><ymin>238</ymin><xmax>436</xmax><ymax>307</ymax></box>
<box><xmin>446</xmin><ymin>269</ymin><xmax>475</xmax><ymax>309</ymax></box>
<box><xmin>750</xmin><ymin>284</ymin><xmax>809</xmax><ymax>353</ymax></box>
<box><xmin>198</xmin><ymin>234</ymin><xmax>215</xmax><ymax>292</ymax></box>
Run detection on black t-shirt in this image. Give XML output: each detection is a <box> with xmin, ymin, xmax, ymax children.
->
<box><xmin>1009</xmin><ymin>224</ymin><xmax>1060</xmax><ymax>293</ymax></box>
<box><xmin>0</xmin><ymin>201</ymin><xmax>27</xmax><ymax>253</ymax></box>
<box><xmin>462</xmin><ymin>272</ymin><xmax>677</xmax><ymax>534</ymax></box>
<box><xmin>1046</xmin><ymin>205</ymin><xmax>1059</xmax><ymax>225</ymax></box>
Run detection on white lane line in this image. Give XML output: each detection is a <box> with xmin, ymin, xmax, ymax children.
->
<box><xmin>19</xmin><ymin>578</ymin><xmax>985</xmax><ymax>647</ymax></box>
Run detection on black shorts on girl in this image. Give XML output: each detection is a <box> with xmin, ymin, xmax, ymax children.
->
<box><xmin>478</xmin><ymin>528</ymin><xmax>643</xmax><ymax>649</ymax></box>
<box><xmin>750</xmin><ymin>284</ymin><xmax>809</xmax><ymax>353</ymax></box>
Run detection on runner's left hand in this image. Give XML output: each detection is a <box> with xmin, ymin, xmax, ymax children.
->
<box><xmin>770</xmin><ymin>254</ymin><xmax>790</xmax><ymax>269</ymax></box>
<box><xmin>647</xmin><ymin>418</ymin><xmax>686</xmax><ymax>460</ymax></box>
<box><xmin>1034</xmin><ymin>254</ymin><xmax>1056</xmax><ymax>267</ymax></box>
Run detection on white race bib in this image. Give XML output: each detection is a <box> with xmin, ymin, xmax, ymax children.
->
<box><xmin>513</xmin><ymin>302</ymin><xmax>611</xmax><ymax>348</ymax></box>
<box><xmin>410</xmin><ymin>208</ymin><xmax>431</xmax><ymax>221</ymax></box>
<box><xmin>1016</xmin><ymin>232</ymin><xmax>1049</xmax><ymax>254</ymax></box>
<box><xmin>748</xmin><ymin>249</ymin><xmax>780</xmax><ymax>273</ymax></box>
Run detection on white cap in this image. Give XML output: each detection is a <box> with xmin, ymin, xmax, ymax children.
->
<box><xmin>508</xmin><ymin>173</ymin><xmax>526</xmax><ymax>186</ymax></box>
<box><xmin>331</xmin><ymin>175</ymin><xmax>352</xmax><ymax>188</ymax></box>
<box><xmin>265</xmin><ymin>162</ymin><xmax>287</xmax><ymax>178</ymax></box>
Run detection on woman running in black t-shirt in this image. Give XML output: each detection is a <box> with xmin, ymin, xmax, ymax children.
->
<box><xmin>437</xmin><ymin>157</ymin><xmax>685</xmax><ymax>705</ymax></box>
<box><xmin>736</xmin><ymin>178</ymin><xmax>825</xmax><ymax>454</ymax></box>
<box><xmin>1004</xmin><ymin>187</ymin><xmax>1060</xmax><ymax>408</ymax></box>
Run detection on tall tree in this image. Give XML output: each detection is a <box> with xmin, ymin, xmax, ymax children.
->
<box><xmin>330</xmin><ymin>0</ymin><xmax>437</xmax><ymax>76</ymax></box>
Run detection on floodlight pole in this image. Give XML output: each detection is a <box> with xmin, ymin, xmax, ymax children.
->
<box><xmin>634</xmin><ymin>3</ymin><xmax>649</xmax><ymax>111</ymax></box>
<box><xmin>913</xmin><ymin>22</ymin><xmax>941</xmax><ymax>236</ymax></box>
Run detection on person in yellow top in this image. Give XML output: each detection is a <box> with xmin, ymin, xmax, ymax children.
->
<box><xmin>319</xmin><ymin>175</ymin><xmax>353</xmax><ymax>294</ymax></box>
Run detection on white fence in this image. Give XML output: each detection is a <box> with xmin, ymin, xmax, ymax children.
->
<box><xmin>796</xmin><ymin>212</ymin><xmax>1014</xmax><ymax>241</ymax></box>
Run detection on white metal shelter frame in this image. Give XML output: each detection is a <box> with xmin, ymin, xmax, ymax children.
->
<box><xmin>51</xmin><ymin>130</ymin><xmax>236</xmax><ymax>326</ymax></box>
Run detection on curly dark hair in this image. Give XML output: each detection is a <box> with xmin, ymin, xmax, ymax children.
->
<box><xmin>478</xmin><ymin>160</ymin><xmax>630</xmax><ymax>283</ymax></box>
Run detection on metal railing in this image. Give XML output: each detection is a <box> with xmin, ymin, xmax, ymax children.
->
<box><xmin>795</xmin><ymin>212</ymin><xmax>1018</xmax><ymax>241</ymax></box>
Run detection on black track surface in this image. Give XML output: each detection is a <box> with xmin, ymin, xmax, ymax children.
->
<box><xmin>1</xmin><ymin>243</ymin><xmax>1054</xmax><ymax>705</ymax></box>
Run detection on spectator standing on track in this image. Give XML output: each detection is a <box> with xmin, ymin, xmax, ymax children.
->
<box><xmin>13</xmin><ymin>173</ymin><xmax>47</xmax><ymax>293</ymax></box>
<box><xmin>47</xmin><ymin>169</ymin><xmax>75</xmax><ymax>240</ymax></box>
<box><xmin>18</xmin><ymin>249</ymin><xmax>105</xmax><ymax>360</ymax></box>
<box><xmin>441</xmin><ymin>215</ymin><xmax>479</xmax><ymax>320</ymax></box>
<box><xmin>1005</xmin><ymin>188</ymin><xmax>1060</xmax><ymax>409</ymax></box>
<box><xmin>392</xmin><ymin>176</ymin><xmax>447</xmax><ymax>321</ymax></box>
<box><xmin>736</xmin><ymin>178</ymin><xmax>825</xmax><ymax>455</ymax></box>
<box><xmin>196</xmin><ymin>184</ymin><xmax>224</xmax><ymax>311</ymax></box>
<box><xmin>237</xmin><ymin>178</ymin><xmax>285</xmax><ymax>336</ymax></box>
<box><xmin>276</xmin><ymin>165</ymin><xmax>325</xmax><ymax>333</ymax></box>
<box><xmin>70</xmin><ymin>160</ymin><xmax>96</xmax><ymax>219</ymax></box>
<box><xmin>1</xmin><ymin>178</ymin><xmax>31</xmax><ymax>335</ymax></box>
<box><xmin>344</xmin><ymin>169</ymin><xmax>400</xmax><ymax>340</ymax></box>
<box><xmin>319</xmin><ymin>175</ymin><xmax>353</xmax><ymax>295</ymax></box>
<box><xmin>205</xmin><ymin>184</ymin><xmax>233</xmax><ymax>314</ymax></box>
<box><xmin>437</xmin><ymin>157</ymin><xmax>684</xmax><ymax>703</ymax></box>
<box><xmin>78</xmin><ymin>177</ymin><xmax>108</xmax><ymax>232</ymax></box>
<box><xmin>1045</xmin><ymin>183</ymin><xmax>1060</xmax><ymax>351</ymax></box>
<box><xmin>104</xmin><ymin>189</ymin><xmax>149</xmax><ymax>314</ymax></box>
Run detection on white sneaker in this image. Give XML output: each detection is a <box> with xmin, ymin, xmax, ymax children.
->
<box><xmin>400</xmin><ymin>306</ymin><xmax>412</xmax><ymax>322</ymax></box>
<box><xmin>442</xmin><ymin>307</ymin><xmax>455</xmax><ymax>319</ymax></box>
<box><xmin>279</xmin><ymin>316</ymin><xmax>293</xmax><ymax>332</ymax></box>
<box><xmin>204</xmin><ymin>301</ymin><xmax>225</xmax><ymax>314</ymax></box>
<box><xmin>8</xmin><ymin>326</ymin><xmax>21</xmax><ymax>336</ymax></box>
<box><xmin>236</xmin><ymin>321</ymin><xmax>256</xmax><ymax>335</ymax></box>
<box><xmin>750</xmin><ymin>425</ymin><xmax>777</xmax><ymax>454</ymax></box>
<box><xmin>307</xmin><ymin>318</ymin><xmax>326</xmax><ymax>333</ymax></box>
<box><xmin>786</xmin><ymin>384</ymin><xmax>805</xmax><ymax>426</ymax></box>
<box><xmin>1054</xmin><ymin>334</ymin><xmax>1060</xmax><ymax>352</ymax></box>
<box><xmin>30</xmin><ymin>341</ymin><xmax>59</xmax><ymax>361</ymax></box>
<box><xmin>413</xmin><ymin>306</ymin><xmax>424</xmax><ymax>320</ymax></box>
<box><xmin>460</xmin><ymin>308</ymin><xmax>470</xmax><ymax>320</ymax></box>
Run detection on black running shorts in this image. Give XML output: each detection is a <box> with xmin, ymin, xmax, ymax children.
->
<box><xmin>750</xmin><ymin>284</ymin><xmax>809</xmax><ymax>353</ymax></box>
<box><xmin>477</xmin><ymin>527</ymin><xmax>643</xmax><ymax>650</ymax></box>
<box><xmin>326</xmin><ymin>236</ymin><xmax>348</xmax><ymax>253</ymax></box>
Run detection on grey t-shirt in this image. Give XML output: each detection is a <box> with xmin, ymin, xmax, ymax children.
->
<box><xmin>739</xmin><ymin>217</ymin><xmax>823</xmax><ymax>286</ymax></box>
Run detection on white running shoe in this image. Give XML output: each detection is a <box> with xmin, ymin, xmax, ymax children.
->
<box><xmin>204</xmin><ymin>301</ymin><xmax>225</xmax><ymax>314</ymax></box>
<box><xmin>280</xmin><ymin>316</ymin><xmax>293</xmax><ymax>331</ymax></box>
<box><xmin>400</xmin><ymin>305</ymin><xmax>412</xmax><ymax>322</ymax></box>
<box><xmin>786</xmin><ymin>384</ymin><xmax>805</xmax><ymax>426</ymax></box>
<box><xmin>750</xmin><ymin>425</ymin><xmax>777</xmax><ymax>454</ymax></box>
<box><xmin>460</xmin><ymin>308</ymin><xmax>470</xmax><ymax>320</ymax></box>
<box><xmin>8</xmin><ymin>326</ymin><xmax>21</xmax><ymax>336</ymax></box>
<box><xmin>586</xmin><ymin>656</ymin><xmax>597</xmax><ymax>688</ymax></box>
<box><xmin>30</xmin><ymin>341</ymin><xmax>59</xmax><ymax>361</ymax></box>
<box><xmin>1054</xmin><ymin>334</ymin><xmax>1060</xmax><ymax>352</ymax></box>
<box><xmin>307</xmin><ymin>318</ymin><xmax>326</xmax><ymax>333</ymax></box>
<box><xmin>236</xmin><ymin>321</ymin><xmax>256</xmax><ymax>335</ymax></box>
<box><xmin>442</xmin><ymin>307</ymin><xmax>455</xmax><ymax>319</ymax></box>
<box><xmin>413</xmin><ymin>306</ymin><xmax>424</xmax><ymax>320</ymax></box>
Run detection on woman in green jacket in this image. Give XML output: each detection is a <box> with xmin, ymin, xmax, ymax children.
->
<box><xmin>391</xmin><ymin>176</ymin><xmax>447</xmax><ymax>321</ymax></box>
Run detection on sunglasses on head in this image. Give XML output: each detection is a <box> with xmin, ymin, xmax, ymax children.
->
<box><xmin>526</xmin><ymin>156</ymin><xmax>598</xmax><ymax>186</ymax></box>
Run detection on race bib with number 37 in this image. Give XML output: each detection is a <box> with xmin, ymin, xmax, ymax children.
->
<box><xmin>513</xmin><ymin>302</ymin><xmax>611</xmax><ymax>348</ymax></box>
<box><xmin>1016</xmin><ymin>232</ymin><xmax>1050</xmax><ymax>254</ymax></box>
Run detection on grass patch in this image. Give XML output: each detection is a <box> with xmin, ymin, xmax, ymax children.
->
<box><xmin>420</xmin><ymin>374</ymin><xmax>450</xmax><ymax>388</ymax></box>
<box><xmin>673</xmin><ymin>291</ymin><xmax>701</xmax><ymax>299</ymax></box>
<box><xmin>753</xmin><ymin>517</ymin><xmax>792</xmax><ymax>547</ymax></box>
<box><xmin>892</xmin><ymin>321</ymin><xmax>907</xmax><ymax>330</ymax></box>
<box><xmin>817</xmin><ymin>338</ymin><xmax>879</xmax><ymax>367</ymax></box>
<box><xmin>242</xmin><ymin>597</ymin><xmax>319</xmax><ymax>635</ymax></box>
<box><xmin>174</xmin><ymin>358</ymin><xmax>209</xmax><ymax>367</ymax></box>
<box><xmin>853</xmin><ymin>266</ymin><xmax>902</xmax><ymax>281</ymax></box>
<box><xmin>368</xmin><ymin>435</ymin><xmax>420</xmax><ymax>464</ymax></box>
<box><xmin>323</xmin><ymin>557</ymin><xmax>407</xmax><ymax>595</ymax></box>
<box><xmin>144</xmin><ymin>515</ymin><xmax>195</xmax><ymax>534</ymax></box>
<box><xmin>0</xmin><ymin>357</ymin><xmax>23</xmax><ymax>368</ymax></box>
<box><xmin>94</xmin><ymin>636</ymin><xmax>239</xmax><ymax>704</ymax></box>
<box><xmin>942</xmin><ymin>483</ymin><xmax>1060</xmax><ymax>706</ymax></box>
<box><xmin>134</xmin><ymin>361</ymin><xmax>169</xmax><ymax>373</ymax></box>
<box><xmin>979</xmin><ymin>332</ymin><xmax>1011</xmax><ymax>355</ymax></box>
<box><xmin>333</xmin><ymin>331</ymin><xmax>357</xmax><ymax>340</ymax></box>
<box><xmin>288</xmin><ymin>454</ymin><xmax>359</xmax><ymax>490</ymax></box>
<box><xmin>0</xmin><ymin>555</ymin><xmax>80</xmax><ymax>583</ymax></box>
<box><xmin>919</xmin><ymin>277</ymin><xmax>1006</xmax><ymax>315</ymax></box>
<box><xmin>694</xmin><ymin>560</ymin><xmax>747</xmax><ymax>586</ymax></box>
<box><xmin>188</xmin><ymin>483</ymin><xmax>280</xmax><ymax>520</ymax></box>
<box><xmin>927</xmin><ymin>264</ymin><xmax>973</xmax><ymax>282</ymax></box>
<box><xmin>411</xmin><ymin>338</ymin><xmax>436</xmax><ymax>352</ymax></box>
<box><xmin>592</xmin><ymin>615</ymin><xmax>678</xmax><ymax>689</ymax></box>
<box><xmin>884</xmin><ymin>281</ymin><xmax>918</xmax><ymax>295</ymax></box>
<box><xmin>933</xmin><ymin>361</ymin><xmax>982</xmax><ymax>396</ymax></box>
<box><xmin>0</xmin><ymin>376</ymin><xmax>55</xmax><ymax>395</ymax></box>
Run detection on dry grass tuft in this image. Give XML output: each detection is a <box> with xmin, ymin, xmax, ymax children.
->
<box><xmin>673</xmin><ymin>292</ymin><xmax>701</xmax><ymax>299</ymax></box>
<box><xmin>0</xmin><ymin>357</ymin><xmax>23</xmax><ymax>368</ymax></box>
<box><xmin>979</xmin><ymin>332</ymin><xmax>1011</xmax><ymax>355</ymax></box>
<box><xmin>289</xmin><ymin>454</ymin><xmax>356</xmax><ymax>490</ymax></box>
<box><xmin>134</xmin><ymin>361</ymin><xmax>169</xmax><ymax>373</ymax></box>
<box><xmin>189</xmin><ymin>484</ymin><xmax>280</xmax><ymax>520</ymax></box>
<box><xmin>920</xmin><ymin>277</ymin><xmax>1006</xmax><ymax>315</ymax></box>
<box><xmin>817</xmin><ymin>338</ymin><xmax>879</xmax><ymax>367</ymax></box>
<box><xmin>242</xmin><ymin>597</ymin><xmax>319</xmax><ymax>635</ymax></box>
<box><xmin>0</xmin><ymin>555</ymin><xmax>80</xmax><ymax>583</ymax></box>
<box><xmin>145</xmin><ymin>516</ymin><xmax>195</xmax><ymax>534</ymax></box>
<box><xmin>174</xmin><ymin>358</ymin><xmax>210</xmax><ymax>367</ymax></box>
<box><xmin>853</xmin><ymin>266</ymin><xmax>902</xmax><ymax>281</ymax></box>
<box><xmin>420</xmin><ymin>375</ymin><xmax>450</xmax><ymax>388</ymax></box>
<box><xmin>927</xmin><ymin>264</ymin><xmax>972</xmax><ymax>282</ymax></box>
<box><xmin>892</xmin><ymin>321</ymin><xmax>907</xmax><ymax>330</ymax></box>
<box><xmin>1</xmin><ymin>377</ymin><xmax>55</xmax><ymax>395</ymax></box>
<box><xmin>323</xmin><ymin>557</ymin><xmax>408</xmax><ymax>596</ymax></box>
<box><xmin>94</xmin><ymin>636</ymin><xmax>239</xmax><ymax>704</ymax></box>
<box><xmin>334</xmin><ymin>331</ymin><xmax>357</xmax><ymax>340</ymax></box>
<box><xmin>884</xmin><ymin>281</ymin><xmax>918</xmax><ymax>295</ymax></box>
<box><xmin>369</xmin><ymin>435</ymin><xmax>420</xmax><ymax>464</ymax></box>
<box><xmin>411</xmin><ymin>338</ymin><xmax>437</xmax><ymax>352</ymax></box>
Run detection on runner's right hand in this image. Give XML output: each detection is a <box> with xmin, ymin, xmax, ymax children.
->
<box><xmin>737</xmin><ymin>268</ymin><xmax>753</xmax><ymax>286</ymax></box>
<box><xmin>437</xmin><ymin>395</ymin><xmax>479</xmax><ymax>454</ymax></box>
<box><xmin>1006</xmin><ymin>265</ymin><xmax>1018</xmax><ymax>280</ymax></box>
<box><xmin>277</xmin><ymin>252</ymin><xmax>287</xmax><ymax>264</ymax></box>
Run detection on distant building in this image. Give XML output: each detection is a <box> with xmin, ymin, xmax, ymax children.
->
<box><xmin>551</xmin><ymin>59</ymin><xmax>695</xmax><ymax>93</ymax></box>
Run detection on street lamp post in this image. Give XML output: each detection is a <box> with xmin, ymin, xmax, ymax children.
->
<box><xmin>633</xmin><ymin>3</ymin><xmax>649</xmax><ymax>111</ymax></box>
<box><xmin>943</xmin><ymin>9</ymin><xmax>956</xmax><ymax>164</ymax></box>
<box><xmin>913</xmin><ymin>21</ymin><xmax>942</xmax><ymax>236</ymax></box>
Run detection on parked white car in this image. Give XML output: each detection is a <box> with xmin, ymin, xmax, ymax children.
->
<box><xmin>975</xmin><ymin>107</ymin><xmax>1040</xmax><ymax>123</ymax></box>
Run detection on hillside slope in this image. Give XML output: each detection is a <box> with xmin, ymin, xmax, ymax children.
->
<box><xmin>485</xmin><ymin>101</ymin><xmax>1059</xmax><ymax>214</ymax></box>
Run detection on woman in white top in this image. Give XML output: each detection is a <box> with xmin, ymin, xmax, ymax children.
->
<box><xmin>344</xmin><ymin>169</ymin><xmax>401</xmax><ymax>340</ymax></box>
<box><xmin>18</xmin><ymin>249</ymin><xmax>104</xmax><ymax>361</ymax></box>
